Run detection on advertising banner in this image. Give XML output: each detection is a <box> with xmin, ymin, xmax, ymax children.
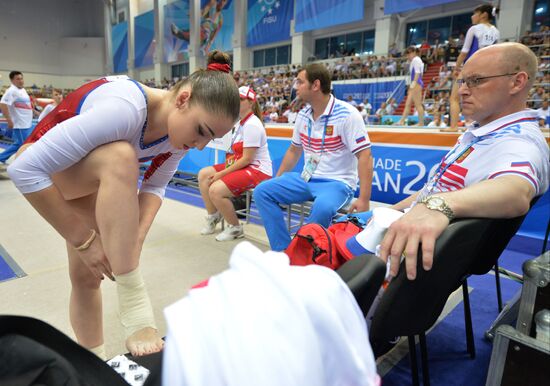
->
<box><xmin>247</xmin><ymin>0</ymin><xmax>292</xmax><ymax>47</ymax></box>
<box><xmin>164</xmin><ymin>0</ymin><xmax>190</xmax><ymax>63</ymax></box>
<box><xmin>134</xmin><ymin>11</ymin><xmax>155</xmax><ymax>68</ymax></box>
<box><xmin>112</xmin><ymin>21</ymin><xmax>128</xmax><ymax>73</ymax></box>
<box><xmin>295</xmin><ymin>0</ymin><xmax>364</xmax><ymax>33</ymax></box>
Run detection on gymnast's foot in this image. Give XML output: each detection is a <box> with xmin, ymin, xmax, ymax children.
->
<box><xmin>126</xmin><ymin>327</ymin><xmax>164</xmax><ymax>357</ymax></box>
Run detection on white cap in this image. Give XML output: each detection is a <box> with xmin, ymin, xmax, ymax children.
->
<box><xmin>239</xmin><ymin>86</ymin><xmax>257</xmax><ymax>101</ymax></box>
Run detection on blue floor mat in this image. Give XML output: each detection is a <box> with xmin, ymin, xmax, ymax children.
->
<box><xmin>0</xmin><ymin>244</ymin><xmax>25</xmax><ymax>283</ymax></box>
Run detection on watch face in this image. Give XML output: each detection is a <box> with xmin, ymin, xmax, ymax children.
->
<box><xmin>428</xmin><ymin>197</ymin><xmax>443</xmax><ymax>207</ymax></box>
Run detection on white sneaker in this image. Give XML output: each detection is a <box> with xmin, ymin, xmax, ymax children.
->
<box><xmin>215</xmin><ymin>224</ymin><xmax>244</xmax><ymax>241</ymax></box>
<box><xmin>200</xmin><ymin>212</ymin><xmax>222</xmax><ymax>235</ymax></box>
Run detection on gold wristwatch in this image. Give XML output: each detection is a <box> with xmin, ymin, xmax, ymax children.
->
<box><xmin>420</xmin><ymin>195</ymin><xmax>455</xmax><ymax>221</ymax></box>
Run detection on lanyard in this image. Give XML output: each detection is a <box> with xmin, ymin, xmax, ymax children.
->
<box><xmin>228</xmin><ymin>125</ymin><xmax>240</xmax><ymax>152</ymax></box>
<box><xmin>307</xmin><ymin>98</ymin><xmax>334</xmax><ymax>153</ymax></box>
<box><xmin>427</xmin><ymin>136</ymin><xmax>480</xmax><ymax>192</ymax></box>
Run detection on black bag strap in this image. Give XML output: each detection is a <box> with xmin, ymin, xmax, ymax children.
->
<box><xmin>296</xmin><ymin>227</ymin><xmax>332</xmax><ymax>265</ymax></box>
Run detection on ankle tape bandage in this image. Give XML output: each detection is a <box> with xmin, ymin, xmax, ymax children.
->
<box><xmin>115</xmin><ymin>267</ymin><xmax>157</xmax><ymax>338</ymax></box>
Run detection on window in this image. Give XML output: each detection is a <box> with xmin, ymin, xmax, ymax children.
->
<box><xmin>362</xmin><ymin>30</ymin><xmax>375</xmax><ymax>54</ymax></box>
<box><xmin>315</xmin><ymin>38</ymin><xmax>329</xmax><ymax>60</ymax></box>
<box><xmin>314</xmin><ymin>29</ymin><xmax>375</xmax><ymax>59</ymax></box>
<box><xmin>428</xmin><ymin>16</ymin><xmax>451</xmax><ymax>44</ymax></box>
<box><xmin>265</xmin><ymin>47</ymin><xmax>277</xmax><ymax>66</ymax></box>
<box><xmin>532</xmin><ymin>0</ymin><xmax>549</xmax><ymax>32</ymax></box>
<box><xmin>450</xmin><ymin>13</ymin><xmax>471</xmax><ymax>41</ymax></box>
<box><xmin>329</xmin><ymin>35</ymin><xmax>346</xmax><ymax>57</ymax></box>
<box><xmin>171</xmin><ymin>63</ymin><xmax>189</xmax><ymax>79</ymax></box>
<box><xmin>276</xmin><ymin>45</ymin><xmax>290</xmax><ymax>65</ymax></box>
<box><xmin>253</xmin><ymin>50</ymin><xmax>264</xmax><ymax>68</ymax></box>
<box><xmin>252</xmin><ymin>44</ymin><xmax>291</xmax><ymax>67</ymax></box>
<box><xmin>346</xmin><ymin>32</ymin><xmax>362</xmax><ymax>55</ymax></box>
<box><xmin>406</xmin><ymin>21</ymin><xmax>428</xmax><ymax>46</ymax></box>
<box><xmin>406</xmin><ymin>13</ymin><xmax>471</xmax><ymax>47</ymax></box>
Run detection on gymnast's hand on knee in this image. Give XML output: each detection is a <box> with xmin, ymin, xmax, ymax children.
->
<box><xmin>76</xmin><ymin>235</ymin><xmax>115</xmax><ymax>281</ymax></box>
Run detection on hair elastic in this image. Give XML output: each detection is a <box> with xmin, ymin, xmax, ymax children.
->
<box><xmin>207</xmin><ymin>63</ymin><xmax>231</xmax><ymax>73</ymax></box>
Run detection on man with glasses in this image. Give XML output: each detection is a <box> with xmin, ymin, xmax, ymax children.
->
<box><xmin>377</xmin><ymin>42</ymin><xmax>549</xmax><ymax>281</ymax></box>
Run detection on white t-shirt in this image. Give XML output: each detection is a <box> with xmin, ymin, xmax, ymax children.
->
<box><xmin>283</xmin><ymin>110</ymin><xmax>298</xmax><ymax>124</ymax></box>
<box><xmin>0</xmin><ymin>84</ymin><xmax>33</xmax><ymax>128</ymax></box>
<box><xmin>37</xmin><ymin>103</ymin><xmax>55</xmax><ymax>122</ymax></box>
<box><xmin>231</xmin><ymin>113</ymin><xmax>272</xmax><ymax>176</ymax></box>
<box><xmin>427</xmin><ymin>120</ymin><xmax>447</xmax><ymax>128</ymax></box>
<box><xmin>8</xmin><ymin>76</ymin><xmax>187</xmax><ymax>198</ymax></box>
<box><xmin>536</xmin><ymin>106</ymin><xmax>549</xmax><ymax>120</ymax></box>
<box><xmin>416</xmin><ymin>110</ymin><xmax>549</xmax><ymax>201</ymax></box>
<box><xmin>462</xmin><ymin>24</ymin><xmax>500</xmax><ymax>62</ymax></box>
<box><xmin>162</xmin><ymin>241</ymin><xmax>380</xmax><ymax>386</ymax></box>
<box><xmin>292</xmin><ymin>95</ymin><xmax>371</xmax><ymax>189</ymax></box>
<box><xmin>360</xmin><ymin>102</ymin><xmax>372</xmax><ymax>114</ymax></box>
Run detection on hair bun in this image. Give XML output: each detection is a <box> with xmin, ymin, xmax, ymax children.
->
<box><xmin>206</xmin><ymin>50</ymin><xmax>232</xmax><ymax>73</ymax></box>
<box><xmin>207</xmin><ymin>50</ymin><xmax>231</xmax><ymax>65</ymax></box>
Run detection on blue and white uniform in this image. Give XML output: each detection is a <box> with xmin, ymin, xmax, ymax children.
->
<box><xmin>410</xmin><ymin>56</ymin><xmax>425</xmax><ymax>87</ymax></box>
<box><xmin>8</xmin><ymin>76</ymin><xmax>187</xmax><ymax>198</ymax></box>
<box><xmin>254</xmin><ymin>95</ymin><xmax>371</xmax><ymax>251</ymax></box>
<box><xmin>462</xmin><ymin>24</ymin><xmax>500</xmax><ymax>62</ymax></box>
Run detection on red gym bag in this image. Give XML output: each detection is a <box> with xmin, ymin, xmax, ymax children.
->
<box><xmin>285</xmin><ymin>219</ymin><xmax>364</xmax><ymax>270</ymax></box>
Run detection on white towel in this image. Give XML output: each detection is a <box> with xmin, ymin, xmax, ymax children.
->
<box><xmin>162</xmin><ymin>241</ymin><xmax>380</xmax><ymax>386</ymax></box>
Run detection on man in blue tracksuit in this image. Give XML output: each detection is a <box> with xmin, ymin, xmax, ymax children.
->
<box><xmin>254</xmin><ymin>63</ymin><xmax>373</xmax><ymax>251</ymax></box>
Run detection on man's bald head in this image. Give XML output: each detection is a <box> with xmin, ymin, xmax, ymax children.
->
<box><xmin>459</xmin><ymin>43</ymin><xmax>538</xmax><ymax>125</ymax></box>
<box><xmin>475</xmin><ymin>43</ymin><xmax>538</xmax><ymax>90</ymax></box>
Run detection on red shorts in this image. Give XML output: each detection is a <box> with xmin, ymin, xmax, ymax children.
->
<box><xmin>213</xmin><ymin>164</ymin><xmax>271</xmax><ymax>196</ymax></box>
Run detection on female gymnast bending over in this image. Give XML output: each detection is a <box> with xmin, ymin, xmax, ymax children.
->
<box><xmin>7</xmin><ymin>50</ymin><xmax>240</xmax><ymax>358</ymax></box>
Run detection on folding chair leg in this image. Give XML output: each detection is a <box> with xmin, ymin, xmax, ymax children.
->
<box><xmin>494</xmin><ymin>261</ymin><xmax>503</xmax><ymax>312</ymax></box>
<box><xmin>245</xmin><ymin>190</ymin><xmax>252</xmax><ymax>224</ymax></box>
<box><xmin>299</xmin><ymin>202</ymin><xmax>306</xmax><ymax>228</ymax></box>
<box><xmin>287</xmin><ymin>204</ymin><xmax>292</xmax><ymax>233</ymax></box>
<box><xmin>408</xmin><ymin>335</ymin><xmax>420</xmax><ymax>386</ymax></box>
<box><xmin>419</xmin><ymin>332</ymin><xmax>430</xmax><ymax>386</ymax></box>
<box><xmin>462</xmin><ymin>279</ymin><xmax>476</xmax><ymax>359</ymax></box>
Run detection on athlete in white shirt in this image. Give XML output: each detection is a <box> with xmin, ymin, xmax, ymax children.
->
<box><xmin>449</xmin><ymin>4</ymin><xmax>500</xmax><ymax>131</ymax></box>
<box><xmin>198</xmin><ymin>86</ymin><xmax>272</xmax><ymax>241</ymax></box>
<box><xmin>37</xmin><ymin>88</ymin><xmax>63</xmax><ymax>122</ymax></box>
<box><xmin>398</xmin><ymin>47</ymin><xmax>426</xmax><ymax>126</ymax></box>
<box><xmin>254</xmin><ymin>64</ymin><xmax>373</xmax><ymax>251</ymax></box>
<box><xmin>0</xmin><ymin>71</ymin><xmax>33</xmax><ymax>167</ymax></box>
<box><xmin>427</xmin><ymin>113</ymin><xmax>447</xmax><ymax>128</ymax></box>
<box><xmin>7</xmin><ymin>51</ymin><xmax>240</xmax><ymax>358</ymax></box>
<box><xmin>379</xmin><ymin>43</ymin><xmax>548</xmax><ymax>280</ymax></box>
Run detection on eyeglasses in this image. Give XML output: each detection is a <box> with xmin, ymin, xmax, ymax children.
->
<box><xmin>456</xmin><ymin>73</ymin><xmax>519</xmax><ymax>88</ymax></box>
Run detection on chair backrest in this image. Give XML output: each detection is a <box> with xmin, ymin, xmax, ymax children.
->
<box><xmin>369</xmin><ymin>212</ymin><xmax>530</xmax><ymax>356</ymax></box>
<box><xmin>336</xmin><ymin>253</ymin><xmax>387</xmax><ymax>315</ymax></box>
